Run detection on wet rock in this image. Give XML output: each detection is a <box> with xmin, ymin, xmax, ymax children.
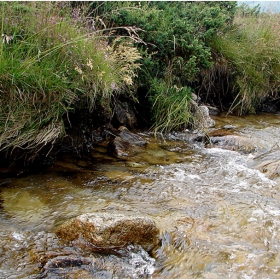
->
<box><xmin>101</xmin><ymin>124</ymin><xmax>119</xmax><ymax>140</ymax></box>
<box><xmin>194</xmin><ymin>105</ymin><xmax>216</xmax><ymax>129</ymax></box>
<box><xmin>114</xmin><ymin>101</ymin><xmax>137</xmax><ymax>128</ymax></box>
<box><xmin>107</xmin><ymin>136</ymin><xmax>131</xmax><ymax>159</ymax></box>
<box><xmin>208</xmin><ymin>135</ymin><xmax>259</xmax><ymax>154</ymax></box>
<box><xmin>256</xmin><ymin>159</ymin><xmax>280</xmax><ymax>181</ymax></box>
<box><xmin>165</xmin><ymin>131</ymin><xmax>206</xmax><ymax>144</ymax></box>
<box><xmin>118</xmin><ymin>126</ymin><xmax>147</xmax><ymax>147</ymax></box>
<box><xmin>44</xmin><ymin>256</ymin><xmax>93</xmax><ymax>269</ymax></box>
<box><xmin>207</xmin><ymin>105</ymin><xmax>220</xmax><ymax>116</ymax></box>
<box><xmin>252</xmin><ymin>150</ymin><xmax>280</xmax><ymax>181</ymax></box>
<box><xmin>42</xmin><ymin>256</ymin><xmax>94</xmax><ymax>279</ymax></box>
<box><xmin>56</xmin><ymin>212</ymin><xmax>160</xmax><ymax>252</ymax></box>
<box><xmin>107</xmin><ymin>127</ymin><xmax>147</xmax><ymax>159</ymax></box>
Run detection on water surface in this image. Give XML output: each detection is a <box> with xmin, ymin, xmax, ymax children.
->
<box><xmin>0</xmin><ymin>113</ymin><xmax>280</xmax><ymax>278</ymax></box>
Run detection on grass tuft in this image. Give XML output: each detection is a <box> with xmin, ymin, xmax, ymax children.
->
<box><xmin>149</xmin><ymin>79</ymin><xmax>193</xmax><ymax>133</ymax></box>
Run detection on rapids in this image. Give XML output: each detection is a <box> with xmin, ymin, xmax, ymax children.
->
<box><xmin>0</xmin><ymin>113</ymin><xmax>280</xmax><ymax>278</ymax></box>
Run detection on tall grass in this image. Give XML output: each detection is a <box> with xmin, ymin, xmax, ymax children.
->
<box><xmin>149</xmin><ymin>79</ymin><xmax>193</xmax><ymax>133</ymax></box>
<box><xmin>210</xmin><ymin>6</ymin><xmax>280</xmax><ymax>115</ymax></box>
<box><xmin>0</xmin><ymin>2</ymin><xmax>141</xmax><ymax>155</ymax></box>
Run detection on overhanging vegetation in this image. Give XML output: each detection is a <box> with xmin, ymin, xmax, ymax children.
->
<box><xmin>0</xmin><ymin>1</ymin><xmax>279</xmax><ymax>163</ymax></box>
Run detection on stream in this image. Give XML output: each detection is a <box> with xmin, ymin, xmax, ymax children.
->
<box><xmin>0</xmin><ymin>113</ymin><xmax>280</xmax><ymax>278</ymax></box>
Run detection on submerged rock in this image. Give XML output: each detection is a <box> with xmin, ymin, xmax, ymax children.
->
<box><xmin>208</xmin><ymin>135</ymin><xmax>259</xmax><ymax>154</ymax></box>
<box><xmin>56</xmin><ymin>212</ymin><xmax>160</xmax><ymax>252</ymax></box>
<box><xmin>252</xmin><ymin>150</ymin><xmax>280</xmax><ymax>182</ymax></box>
<box><xmin>256</xmin><ymin>159</ymin><xmax>280</xmax><ymax>181</ymax></box>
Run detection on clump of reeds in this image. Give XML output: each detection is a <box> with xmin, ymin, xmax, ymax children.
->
<box><xmin>149</xmin><ymin>79</ymin><xmax>192</xmax><ymax>133</ymax></box>
<box><xmin>210</xmin><ymin>4</ymin><xmax>280</xmax><ymax>114</ymax></box>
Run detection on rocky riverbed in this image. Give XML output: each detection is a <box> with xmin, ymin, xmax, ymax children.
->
<box><xmin>0</xmin><ymin>112</ymin><xmax>280</xmax><ymax>278</ymax></box>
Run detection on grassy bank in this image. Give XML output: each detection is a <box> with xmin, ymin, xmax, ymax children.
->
<box><xmin>0</xmin><ymin>2</ymin><xmax>141</xmax><ymax>159</ymax></box>
<box><xmin>208</xmin><ymin>4</ymin><xmax>280</xmax><ymax>114</ymax></box>
<box><xmin>1</xmin><ymin>1</ymin><xmax>280</xmax><ymax>164</ymax></box>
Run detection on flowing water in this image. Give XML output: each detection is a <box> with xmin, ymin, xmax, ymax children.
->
<box><xmin>0</xmin><ymin>113</ymin><xmax>280</xmax><ymax>278</ymax></box>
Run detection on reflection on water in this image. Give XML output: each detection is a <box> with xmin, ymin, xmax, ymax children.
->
<box><xmin>0</xmin><ymin>113</ymin><xmax>280</xmax><ymax>278</ymax></box>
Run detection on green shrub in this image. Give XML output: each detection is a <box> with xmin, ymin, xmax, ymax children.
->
<box><xmin>89</xmin><ymin>1</ymin><xmax>236</xmax><ymax>83</ymax></box>
<box><xmin>87</xmin><ymin>1</ymin><xmax>237</xmax><ymax>131</ymax></box>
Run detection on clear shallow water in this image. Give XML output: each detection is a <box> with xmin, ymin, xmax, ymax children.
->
<box><xmin>0</xmin><ymin>113</ymin><xmax>280</xmax><ymax>278</ymax></box>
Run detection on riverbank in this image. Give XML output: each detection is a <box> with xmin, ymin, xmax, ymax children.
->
<box><xmin>1</xmin><ymin>1</ymin><xmax>280</xmax><ymax>170</ymax></box>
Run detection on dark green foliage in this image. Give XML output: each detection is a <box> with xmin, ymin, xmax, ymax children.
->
<box><xmin>86</xmin><ymin>1</ymin><xmax>237</xmax><ymax>131</ymax></box>
<box><xmin>89</xmin><ymin>1</ymin><xmax>236</xmax><ymax>84</ymax></box>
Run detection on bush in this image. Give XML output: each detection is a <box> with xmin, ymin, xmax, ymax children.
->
<box><xmin>86</xmin><ymin>1</ymin><xmax>237</xmax><ymax>131</ymax></box>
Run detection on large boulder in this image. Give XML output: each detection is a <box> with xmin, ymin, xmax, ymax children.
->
<box><xmin>193</xmin><ymin>105</ymin><xmax>216</xmax><ymax>129</ymax></box>
<box><xmin>55</xmin><ymin>213</ymin><xmax>160</xmax><ymax>252</ymax></box>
